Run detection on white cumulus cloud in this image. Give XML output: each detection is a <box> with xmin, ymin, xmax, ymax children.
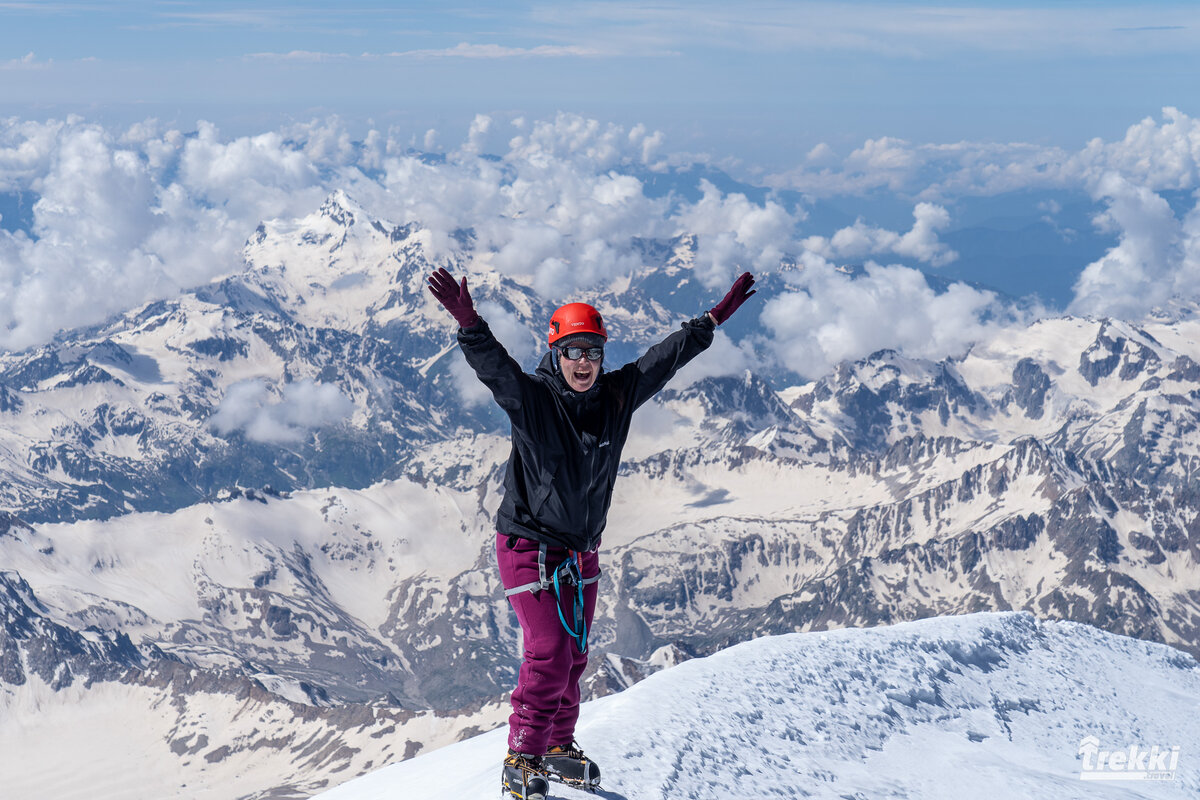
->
<box><xmin>0</xmin><ymin>118</ymin><xmax>337</xmax><ymax>350</ymax></box>
<box><xmin>1069</xmin><ymin>172</ymin><xmax>1196</xmax><ymax>319</ymax></box>
<box><xmin>672</xmin><ymin>179</ymin><xmax>797</xmax><ymax>287</ymax></box>
<box><xmin>803</xmin><ymin>202</ymin><xmax>958</xmax><ymax>268</ymax></box>
<box><xmin>209</xmin><ymin>379</ymin><xmax>355</xmax><ymax>444</ymax></box>
<box><xmin>762</xmin><ymin>260</ymin><xmax>1019</xmax><ymax>379</ymax></box>
<box><xmin>5</xmin><ymin>107</ymin><xmax>1200</xmax><ymax>383</ymax></box>
<box><xmin>507</xmin><ymin>113</ymin><xmax>667</xmax><ymax>170</ymax></box>
<box><xmin>767</xmin><ymin>108</ymin><xmax>1200</xmax><ymax>202</ymax></box>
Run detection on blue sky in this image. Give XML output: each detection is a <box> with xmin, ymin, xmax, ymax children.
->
<box><xmin>2</xmin><ymin>1</ymin><xmax>1198</xmax><ymax>166</ymax></box>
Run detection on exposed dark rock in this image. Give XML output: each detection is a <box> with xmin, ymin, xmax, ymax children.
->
<box><xmin>1011</xmin><ymin>358</ymin><xmax>1050</xmax><ymax>419</ymax></box>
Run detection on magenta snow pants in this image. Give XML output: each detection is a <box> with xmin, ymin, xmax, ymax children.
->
<box><xmin>496</xmin><ymin>533</ymin><xmax>599</xmax><ymax>756</ymax></box>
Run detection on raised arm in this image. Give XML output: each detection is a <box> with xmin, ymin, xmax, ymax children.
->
<box><xmin>428</xmin><ymin>267</ymin><xmax>530</xmax><ymax>415</ymax></box>
<box><xmin>626</xmin><ymin>271</ymin><xmax>758</xmax><ymax>409</ymax></box>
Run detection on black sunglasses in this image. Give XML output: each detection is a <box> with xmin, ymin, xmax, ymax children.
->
<box><xmin>558</xmin><ymin>345</ymin><xmax>604</xmax><ymax>362</ymax></box>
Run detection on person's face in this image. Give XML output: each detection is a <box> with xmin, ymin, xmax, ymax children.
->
<box><xmin>558</xmin><ymin>343</ymin><xmax>602</xmax><ymax>392</ymax></box>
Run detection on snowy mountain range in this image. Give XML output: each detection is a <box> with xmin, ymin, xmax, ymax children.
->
<box><xmin>1</xmin><ymin>193</ymin><xmax>1198</xmax><ymax>798</ymax></box>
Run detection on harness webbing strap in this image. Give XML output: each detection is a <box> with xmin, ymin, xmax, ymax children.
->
<box><xmin>502</xmin><ymin>542</ymin><xmax>596</xmax><ymax>653</ymax></box>
<box><xmin>503</xmin><ymin>542</ymin><xmax>550</xmax><ymax>597</ymax></box>
<box><xmin>502</xmin><ymin>543</ymin><xmax>600</xmax><ymax>596</ymax></box>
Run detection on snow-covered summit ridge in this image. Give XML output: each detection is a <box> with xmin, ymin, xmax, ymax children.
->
<box><xmin>792</xmin><ymin>313</ymin><xmax>1200</xmax><ymax>471</ymax></box>
<box><xmin>315</xmin><ymin>612</ymin><xmax>1200</xmax><ymax>800</ymax></box>
<box><xmin>240</xmin><ymin>189</ymin><xmax>438</xmax><ymax>334</ymax></box>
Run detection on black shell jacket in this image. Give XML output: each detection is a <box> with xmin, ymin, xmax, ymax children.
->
<box><xmin>457</xmin><ymin>314</ymin><xmax>716</xmax><ymax>552</ymax></box>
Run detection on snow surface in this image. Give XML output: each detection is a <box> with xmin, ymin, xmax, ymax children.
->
<box><xmin>0</xmin><ymin>668</ymin><xmax>509</xmax><ymax>800</ymax></box>
<box><xmin>313</xmin><ymin>612</ymin><xmax>1199</xmax><ymax>800</ymax></box>
<box><xmin>1</xmin><ymin>477</ymin><xmax>489</xmax><ymax>640</ymax></box>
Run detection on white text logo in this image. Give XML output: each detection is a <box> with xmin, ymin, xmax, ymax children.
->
<box><xmin>1078</xmin><ymin>736</ymin><xmax>1180</xmax><ymax>781</ymax></box>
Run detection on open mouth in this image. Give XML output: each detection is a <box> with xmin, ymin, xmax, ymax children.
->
<box><xmin>573</xmin><ymin>369</ymin><xmax>592</xmax><ymax>382</ymax></box>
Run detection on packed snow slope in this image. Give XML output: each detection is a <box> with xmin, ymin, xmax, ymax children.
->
<box><xmin>313</xmin><ymin>612</ymin><xmax>1199</xmax><ymax>800</ymax></box>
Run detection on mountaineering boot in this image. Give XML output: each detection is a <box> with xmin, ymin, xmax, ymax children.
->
<box><xmin>502</xmin><ymin>750</ymin><xmax>550</xmax><ymax>800</ymax></box>
<box><xmin>543</xmin><ymin>740</ymin><xmax>602</xmax><ymax>789</ymax></box>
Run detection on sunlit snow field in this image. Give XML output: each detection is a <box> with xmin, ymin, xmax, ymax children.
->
<box><xmin>315</xmin><ymin>613</ymin><xmax>1199</xmax><ymax>800</ymax></box>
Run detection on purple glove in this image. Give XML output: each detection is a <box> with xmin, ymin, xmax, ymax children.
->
<box><xmin>428</xmin><ymin>267</ymin><xmax>480</xmax><ymax>329</ymax></box>
<box><xmin>709</xmin><ymin>271</ymin><xmax>756</xmax><ymax>325</ymax></box>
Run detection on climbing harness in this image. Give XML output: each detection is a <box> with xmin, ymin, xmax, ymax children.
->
<box><xmin>504</xmin><ymin>541</ymin><xmax>599</xmax><ymax>653</ymax></box>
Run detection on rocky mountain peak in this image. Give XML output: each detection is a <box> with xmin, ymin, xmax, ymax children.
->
<box><xmin>1078</xmin><ymin>318</ymin><xmax>1163</xmax><ymax>386</ymax></box>
<box><xmin>318</xmin><ymin>189</ymin><xmax>361</xmax><ymax>228</ymax></box>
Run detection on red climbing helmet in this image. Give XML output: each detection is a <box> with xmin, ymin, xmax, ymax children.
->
<box><xmin>547</xmin><ymin>302</ymin><xmax>607</xmax><ymax>346</ymax></box>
